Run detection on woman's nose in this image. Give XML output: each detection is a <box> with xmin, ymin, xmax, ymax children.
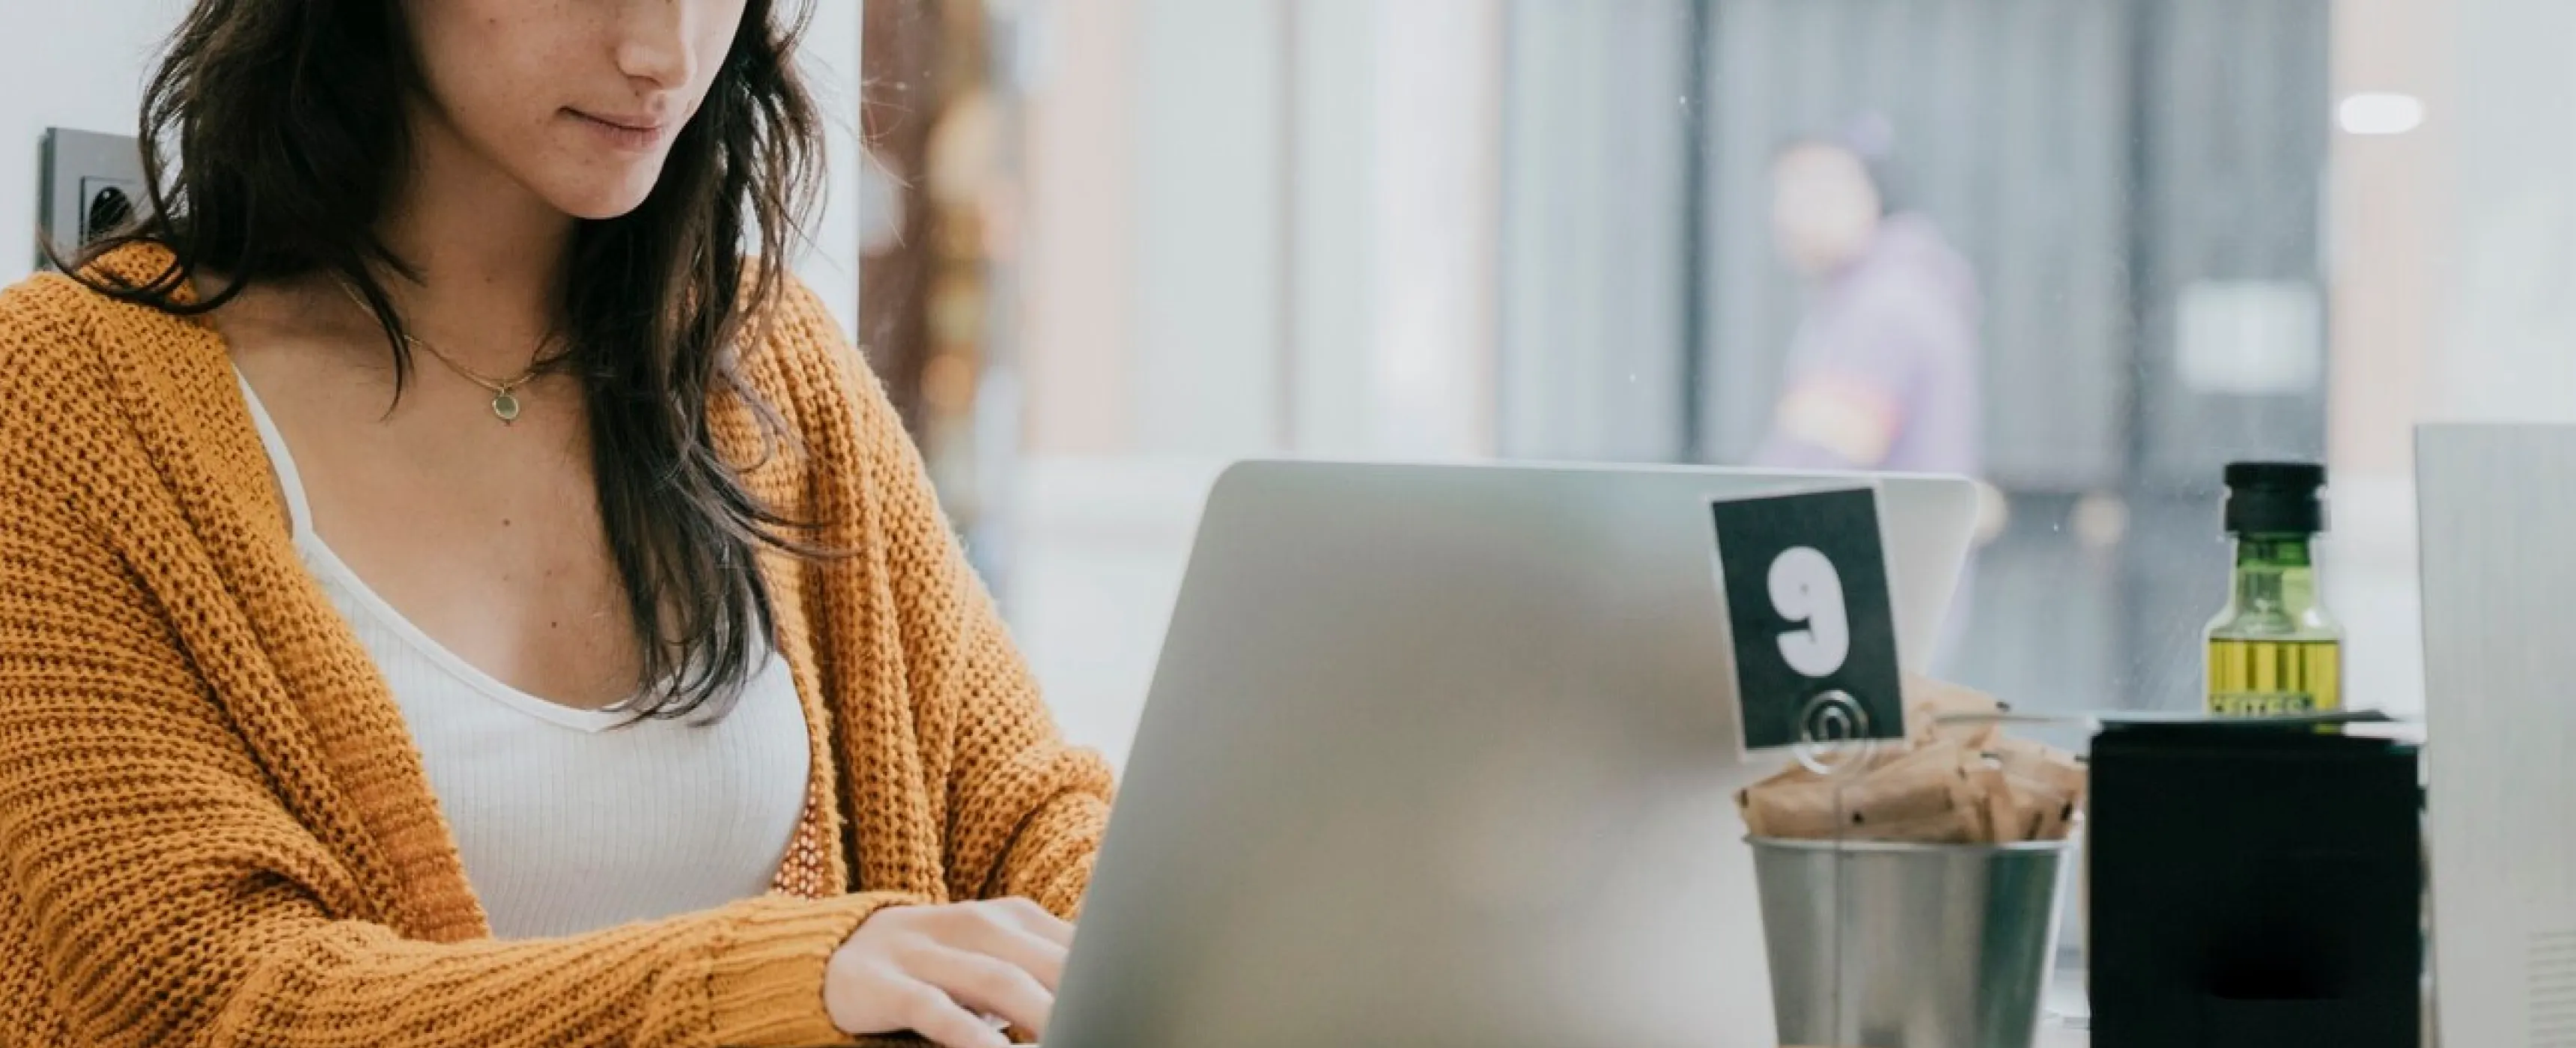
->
<box><xmin>614</xmin><ymin>0</ymin><xmax>699</xmax><ymax>92</ymax></box>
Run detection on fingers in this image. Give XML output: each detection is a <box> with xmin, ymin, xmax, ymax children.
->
<box><xmin>930</xmin><ymin>899</ymin><xmax>1072</xmax><ymax>990</ymax></box>
<box><xmin>827</xmin><ymin>899</ymin><xmax>1077</xmax><ymax>1045</ymax></box>
<box><xmin>993</xmin><ymin>896</ymin><xmax>1076</xmax><ymax>948</ymax></box>
<box><xmin>893</xmin><ymin>978</ymin><xmax>1015</xmax><ymax>1048</ymax></box>
<box><xmin>907</xmin><ymin>943</ymin><xmax>1054</xmax><ymax>1038</ymax></box>
<box><xmin>988</xmin><ymin>925</ymin><xmax>1068</xmax><ymax>993</ymax></box>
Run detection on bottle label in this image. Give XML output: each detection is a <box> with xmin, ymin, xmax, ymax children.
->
<box><xmin>2205</xmin><ymin>637</ymin><xmax>2341</xmax><ymax>715</ymax></box>
<box><xmin>2208</xmin><ymin>690</ymin><xmax>2318</xmax><ymax>716</ymax></box>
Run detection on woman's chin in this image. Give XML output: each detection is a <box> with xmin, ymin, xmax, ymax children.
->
<box><xmin>546</xmin><ymin>177</ymin><xmax>660</xmax><ymax>222</ymax></box>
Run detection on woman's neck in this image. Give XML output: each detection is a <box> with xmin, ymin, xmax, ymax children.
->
<box><xmin>371</xmin><ymin>112</ymin><xmax>577</xmax><ymax>372</ymax></box>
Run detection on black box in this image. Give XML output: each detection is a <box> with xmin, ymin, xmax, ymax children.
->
<box><xmin>2089</xmin><ymin>718</ymin><xmax>2421</xmax><ymax>1047</ymax></box>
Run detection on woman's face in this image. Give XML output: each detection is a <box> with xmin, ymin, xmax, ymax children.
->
<box><xmin>404</xmin><ymin>0</ymin><xmax>753</xmax><ymax>220</ymax></box>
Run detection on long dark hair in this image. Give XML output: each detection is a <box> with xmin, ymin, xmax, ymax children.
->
<box><xmin>71</xmin><ymin>0</ymin><xmax>827</xmax><ymax>720</ymax></box>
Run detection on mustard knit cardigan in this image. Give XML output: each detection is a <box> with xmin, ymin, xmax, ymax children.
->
<box><xmin>0</xmin><ymin>247</ymin><xmax>1114</xmax><ymax>1047</ymax></box>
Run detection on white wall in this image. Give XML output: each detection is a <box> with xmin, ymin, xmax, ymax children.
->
<box><xmin>792</xmin><ymin>1</ymin><xmax>864</xmax><ymax>335</ymax></box>
<box><xmin>2315</xmin><ymin>0</ymin><xmax>2455</xmax><ymax>720</ymax></box>
<box><xmin>2446</xmin><ymin>0</ymin><xmax>2576</xmax><ymax>427</ymax></box>
<box><xmin>0</xmin><ymin>0</ymin><xmax>184</xmax><ymax>285</ymax></box>
<box><xmin>1372</xmin><ymin>0</ymin><xmax>1501</xmax><ymax>459</ymax></box>
<box><xmin>1130</xmin><ymin>0</ymin><xmax>1288</xmax><ymax>457</ymax></box>
<box><xmin>1011</xmin><ymin>0</ymin><xmax>1504</xmax><ymax>764</ymax></box>
<box><xmin>2319</xmin><ymin>0</ymin><xmax>2576</xmax><ymax>721</ymax></box>
<box><xmin>0</xmin><ymin>1</ymin><xmax>866</xmax><ymax>335</ymax></box>
<box><xmin>1290</xmin><ymin>0</ymin><xmax>1501</xmax><ymax>460</ymax></box>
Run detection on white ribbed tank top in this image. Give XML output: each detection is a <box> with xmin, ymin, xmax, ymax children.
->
<box><xmin>234</xmin><ymin>371</ymin><xmax>810</xmax><ymax>939</ymax></box>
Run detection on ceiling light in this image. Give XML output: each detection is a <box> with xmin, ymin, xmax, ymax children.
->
<box><xmin>2339</xmin><ymin>93</ymin><xmax>2425</xmax><ymax>135</ymax></box>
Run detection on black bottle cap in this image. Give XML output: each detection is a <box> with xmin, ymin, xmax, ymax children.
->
<box><xmin>2223</xmin><ymin>461</ymin><xmax>2327</xmax><ymax>536</ymax></box>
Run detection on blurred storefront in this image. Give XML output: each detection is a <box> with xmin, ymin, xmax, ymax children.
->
<box><xmin>864</xmin><ymin>0</ymin><xmax>2486</xmax><ymax>762</ymax></box>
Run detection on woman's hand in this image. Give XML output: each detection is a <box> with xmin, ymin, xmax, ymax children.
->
<box><xmin>824</xmin><ymin>898</ymin><xmax>1074</xmax><ymax>1047</ymax></box>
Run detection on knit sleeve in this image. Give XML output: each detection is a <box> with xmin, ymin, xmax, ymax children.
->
<box><xmin>773</xmin><ymin>284</ymin><xmax>1114</xmax><ymax>918</ymax></box>
<box><xmin>867</xmin><ymin>398</ymin><xmax>1114</xmax><ymax>915</ymax></box>
<box><xmin>0</xmin><ymin>478</ymin><xmax>925</xmax><ymax>1048</ymax></box>
<box><xmin>0</xmin><ymin>302</ymin><xmax>916</xmax><ymax>1048</ymax></box>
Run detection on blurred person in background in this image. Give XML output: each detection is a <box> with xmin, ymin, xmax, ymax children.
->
<box><xmin>1754</xmin><ymin>115</ymin><xmax>1983</xmax><ymax>479</ymax></box>
<box><xmin>1756</xmin><ymin>117</ymin><xmax>1986</xmax><ymax>664</ymax></box>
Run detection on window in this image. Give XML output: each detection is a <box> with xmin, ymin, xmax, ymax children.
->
<box><xmin>871</xmin><ymin>0</ymin><xmax>2458</xmax><ymax>764</ymax></box>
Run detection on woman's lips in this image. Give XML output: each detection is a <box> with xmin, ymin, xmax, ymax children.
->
<box><xmin>567</xmin><ymin>109</ymin><xmax>669</xmax><ymax>150</ymax></box>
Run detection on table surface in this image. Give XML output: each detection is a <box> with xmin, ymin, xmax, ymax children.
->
<box><xmin>2031</xmin><ymin>963</ymin><xmax>2090</xmax><ymax>1046</ymax></box>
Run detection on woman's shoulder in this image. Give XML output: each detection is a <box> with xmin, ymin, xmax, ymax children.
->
<box><xmin>0</xmin><ymin>268</ymin><xmax>125</xmax><ymax>372</ymax></box>
<box><xmin>0</xmin><ymin>258</ymin><xmax>188</xmax><ymax>433</ymax></box>
<box><xmin>734</xmin><ymin>266</ymin><xmax>904</xmax><ymax>450</ymax></box>
<box><xmin>0</xmin><ymin>245</ymin><xmax>198</xmax><ymax>376</ymax></box>
<box><xmin>0</xmin><ymin>252</ymin><xmax>203</xmax><ymax>511</ymax></box>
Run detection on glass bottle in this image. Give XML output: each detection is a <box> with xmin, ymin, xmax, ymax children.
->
<box><xmin>2205</xmin><ymin>462</ymin><xmax>2343</xmax><ymax>715</ymax></box>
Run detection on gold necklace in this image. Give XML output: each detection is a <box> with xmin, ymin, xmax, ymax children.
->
<box><xmin>335</xmin><ymin>280</ymin><xmax>550</xmax><ymax>424</ymax></box>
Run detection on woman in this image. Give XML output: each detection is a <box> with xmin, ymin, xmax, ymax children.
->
<box><xmin>0</xmin><ymin>2</ymin><xmax>1107</xmax><ymax>1047</ymax></box>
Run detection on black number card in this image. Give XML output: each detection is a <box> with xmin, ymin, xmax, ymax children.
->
<box><xmin>1709</xmin><ymin>486</ymin><xmax>1904</xmax><ymax>754</ymax></box>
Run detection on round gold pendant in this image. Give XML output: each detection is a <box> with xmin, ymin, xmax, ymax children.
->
<box><xmin>492</xmin><ymin>390</ymin><xmax>522</xmax><ymax>423</ymax></box>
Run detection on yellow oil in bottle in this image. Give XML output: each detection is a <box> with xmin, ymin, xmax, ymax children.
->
<box><xmin>2206</xmin><ymin>637</ymin><xmax>2341</xmax><ymax>715</ymax></box>
<box><xmin>2205</xmin><ymin>463</ymin><xmax>2342</xmax><ymax>717</ymax></box>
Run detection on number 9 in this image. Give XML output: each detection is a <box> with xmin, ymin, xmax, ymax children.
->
<box><xmin>1768</xmin><ymin>546</ymin><xmax>1849</xmax><ymax>678</ymax></box>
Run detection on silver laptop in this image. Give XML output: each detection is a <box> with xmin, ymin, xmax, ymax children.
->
<box><xmin>2417</xmin><ymin>425</ymin><xmax>2576</xmax><ymax>1048</ymax></box>
<box><xmin>1045</xmin><ymin>461</ymin><xmax>1980</xmax><ymax>1048</ymax></box>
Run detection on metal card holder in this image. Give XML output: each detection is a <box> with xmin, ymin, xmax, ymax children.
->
<box><xmin>1793</xmin><ymin>691</ymin><xmax>1886</xmax><ymax>1043</ymax></box>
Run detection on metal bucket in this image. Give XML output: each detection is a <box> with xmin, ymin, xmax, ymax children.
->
<box><xmin>1751</xmin><ymin>836</ymin><xmax>2070</xmax><ymax>1048</ymax></box>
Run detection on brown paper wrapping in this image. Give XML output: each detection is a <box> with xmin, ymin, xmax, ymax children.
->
<box><xmin>1963</xmin><ymin>752</ymin><xmax>2024</xmax><ymax>844</ymax></box>
<box><xmin>1904</xmin><ymin>674</ymin><xmax>2006</xmax><ymax>749</ymax></box>
<box><xmin>1992</xmin><ymin>737</ymin><xmax>2086</xmax><ymax>796</ymax></box>
<box><xmin>1862</xmin><ymin>804</ymin><xmax>1983</xmax><ymax>844</ymax></box>
<box><xmin>1841</xmin><ymin>740</ymin><xmax>1976</xmax><ymax>830</ymax></box>
<box><xmin>2011</xmin><ymin>773</ymin><xmax>2074</xmax><ymax>841</ymax></box>
<box><xmin>1739</xmin><ymin>777</ymin><xmax>1853</xmax><ymax>840</ymax></box>
<box><xmin>1741</xmin><ymin>698</ymin><xmax>2086</xmax><ymax>845</ymax></box>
